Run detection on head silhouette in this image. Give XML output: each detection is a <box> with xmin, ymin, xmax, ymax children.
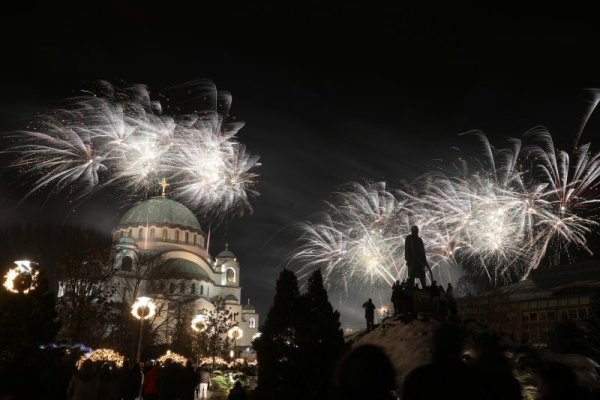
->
<box><xmin>335</xmin><ymin>345</ymin><xmax>396</xmax><ymax>400</ymax></box>
<box><xmin>432</xmin><ymin>323</ymin><xmax>465</xmax><ymax>362</ymax></box>
<box><xmin>411</xmin><ymin>225</ymin><xmax>419</xmax><ymax>236</ymax></box>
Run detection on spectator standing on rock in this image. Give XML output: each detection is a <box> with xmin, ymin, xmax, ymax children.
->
<box><xmin>404</xmin><ymin>226</ymin><xmax>432</xmax><ymax>289</ymax></box>
<box><xmin>438</xmin><ymin>285</ymin><xmax>448</xmax><ymax>319</ymax></box>
<box><xmin>391</xmin><ymin>280</ymin><xmax>401</xmax><ymax>315</ymax></box>
<box><xmin>402</xmin><ymin>280</ymin><xmax>415</xmax><ymax>316</ymax></box>
<box><xmin>430</xmin><ymin>281</ymin><xmax>440</xmax><ymax>315</ymax></box>
<box><xmin>446</xmin><ymin>283</ymin><xmax>457</xmax><ymax>317</ymax></box>
<box><xmin>362</xmin><ymin>298</ymin><xmax>376</xmax><ymax>332</ymax></box>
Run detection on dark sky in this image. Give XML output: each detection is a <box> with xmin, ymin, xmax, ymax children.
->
<box><xmin>2</xmin><ymin>3</ymin><xmax>600</xmax><ymax>327</ymax></box>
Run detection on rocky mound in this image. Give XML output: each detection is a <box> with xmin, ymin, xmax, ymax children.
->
<box><xmin>346</xmin><ymin>315</ymin><xmax>600</xmax><ymax>398</ymax></box>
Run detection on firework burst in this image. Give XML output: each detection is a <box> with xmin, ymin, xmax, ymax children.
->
<box><xmin>4</xmin><ymin>80</ymin><xmax>260</xmax><ymax>219</ymax></box>
<box><xmin>292</xmin><ymin>131</ymin><xmax>600</xmax><ymax>293</ymax></box>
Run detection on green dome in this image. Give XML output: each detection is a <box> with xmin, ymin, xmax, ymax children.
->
<box><xmin>156</xmin><ymin>258</ymin><xmax>211</xmax><ymax>280</ymax></box>
<box><xmin>117</xmin><ymin>237</ymin><xmax>136</xmax><ymax>245</ymax></box>
<box><xmin>118</xmin><ymin>197</ymin><xmax>202</xmax><ymax>231</ymax></box>
<box><xmin>217</xmin><ymin>250</ymin><xmax>236</xmax><ymax>259</ymax></box>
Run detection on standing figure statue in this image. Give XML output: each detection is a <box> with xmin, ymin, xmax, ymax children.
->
<box><xmin>404</xmin><ymin>225</ymin><xmax>433</xmax><ymax>289</ymax></box>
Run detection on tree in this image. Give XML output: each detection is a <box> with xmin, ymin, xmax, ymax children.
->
<box><xmin>55</xmin><ymin>248</ymin><xmax>116</xmax><ymax>346</ymax></box>
<box><xmin>171</xmin><ymin>301</ymin><xmax>195</xmax><ymax>358</ymax></box>
<box><xmin>297</xmin><ymin>269</ymin><xmax>345</xmax><ymax>400</ymax></box>
<box><xmin>0</xmin><ymin>267</ymin><xmax>61</xmax><ymax>398</ymax></box>
<box><xmin>254</xmin><ymin>268</ymin><xmax>302</xmax><ymax>400</ymax></box>
<box><xmin>104</xmin><ymin>253</ymin><xmax>176</xmax><ymax>359</ymax></box>
<box><xmin>202</xmin><ymin>295</ymin><xmax>238</xmax><ymax>370</ymax></box>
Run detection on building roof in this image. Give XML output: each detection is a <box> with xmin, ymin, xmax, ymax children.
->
<box><xmin>242</xmin><ymin>303</ymin><xmax>255</xmax><ymax>312</ymax></box>
<box><xmin>477</xmin><ymin>261</ymin><xmax>600</xmax><ymax>302</ymax></box>
<box><xmin>224</xmin><ymin>294</ymin><xmax>238</xmax><ymax>302</ymax></box>
<box><xmin>118</xmin><ymin>197</ymin><xmax>202</xmax><ymax>231</ymax></box>
<box><xmin>153</xmin><ymin>258</ymin><xmax>211</xmax><ymax>280</ymax></box>
<box><xmin>217</xmin><ymin>243</ymin><xmax>236</xmax><ymax>259</ymax></box>
<box><xmin>217</xmin><ymin>249</ymin><xmax>237</xmax><ymax>259</ymax></box>
<box><xmin>117</xmin><ymin>237</ymin><xmax>136</xmax><ymax>245</ymax></box>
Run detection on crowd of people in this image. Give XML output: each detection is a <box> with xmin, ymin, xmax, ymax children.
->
<box><xmin>66</xmin><ymin>358</ymin><xmax>247</xmax><ymax>400</ymax></box>
<box><xmin>333</xmin><ymin>323</ymin><xmax>593</xmax><ymax>400</ymax></box>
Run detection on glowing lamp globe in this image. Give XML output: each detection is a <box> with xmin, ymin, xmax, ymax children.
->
<box><xmin>191</xmin><ymin>314</ymin><xmax>207</xmax><ymax>332</ymax></box>
<box><xmin>227</xmin><ymin>326</ymin><xmax>243</xmax><ymax>340</ymax></box>
<box><xmin>131</xmin><ymin>296</ymin><xmax>156</xmax><ymax>320</ymax></box>
<box><xmin>3</xmin><ymin>260</ymin><xmax>38</xmax><ymax>294</ymax></box>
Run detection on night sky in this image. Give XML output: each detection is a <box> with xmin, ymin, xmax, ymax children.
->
<box><xmin>2</xmin><ymin>3</ymin><xmax>600</xmax><ymax>327</ymax></box>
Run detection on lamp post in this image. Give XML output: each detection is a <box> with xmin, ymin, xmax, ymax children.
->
<box><xmin>131</xmin><ymin>296</ymin><xmax>156</xmax><ymax>362</ymax></box>
<box><xmin>227</xmin><ymin>326</ymin><xmax>243</xmax><ymax>360</ymax></box>
<box><xmin>3</xmin><ymin>260</ymin><xmax>38</xmax><ymax>294</ymax></box>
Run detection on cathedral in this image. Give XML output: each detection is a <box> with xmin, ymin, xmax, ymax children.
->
<box><xmin>110</xmin><ymin>185</ymin><xmax>259</xmax><ymax>356</ymax></box>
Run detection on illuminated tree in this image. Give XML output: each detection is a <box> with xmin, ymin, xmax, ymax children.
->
<box><xmin>202</xmin><ymin>295</ymin><xmax>238</xmax><ymax>370</ymax></box>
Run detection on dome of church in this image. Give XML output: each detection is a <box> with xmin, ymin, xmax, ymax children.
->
<box><xmin>217</xmin><ymin>244</ymin><xmax>236</xmax><ymax>259</ymax></box>
<box><xmin>153</xmin><ymin>258</ymin><xmax>211</xmax><ymax>280</ymax></box>
<box><xmin>118</xmin><ymin>197</ymin><xmax>202</xmax><ymax>231</ymax></box>
<box><xmin>217</xmin><ymin>249</ymin><xmax>236</xmax><ymax>258</ymax></box>
<box><xmin>242</xmin><ymin>303</ymin><xmax>255</xmax><ymax>312</ymax></box>
<box><xmin>117</xmin><ymin>237</ymin><xmax>136</xmax><ymax>245</ymax></box>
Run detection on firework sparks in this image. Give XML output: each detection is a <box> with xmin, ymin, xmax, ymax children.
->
<box><xmin>292</xmin><ymin>132</ymin><xmax>600</xmax><ymax>293</ymax></box>
<box><xmin>4</xmin><ymin>80</ymin><xmax>260</xmax><ymax>218</ymax></box>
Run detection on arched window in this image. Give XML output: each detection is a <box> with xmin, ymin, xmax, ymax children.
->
<box><xmin>200</xmin><ymin>285</ymin><xmax>204</xmax><ymax>295</ymax></box>
<box><xmin>248</xmin><ymin>318</ymin><xmax>256</xmax><ymax>328</ymax></box>
<box><xmin>169</xmin><ymin>283</ymin><xmax>175</xmax><ymax>294</ymax></box>
<box><xmin>180</xmin><ymin>282</ymin><xmax>185</xmax><ymax>293</ymax></box>
<box><xmin>121</xmin><ymin>256</ymin><xmax>133</xmax><ymax>271</ymax></box>
<box><xmin>193</xmin><ymin>234</ymin><xmax>197</xmax><ymax>245</ymax></box>
<box><xmin>226</xmin><ymin>268</ymin><xmax>235</xmax><ymax>283</ymax></box>
<box><xmin>150</xmin><ymin>228</ymin><xmax>155</xmax><ymax>240</ymax></box>
<box><xmin>185</xmin><ymin>232</ymin><xmax>189</xmax><ymax>243</ymax></box>
<box><xmin>191</xmin><ymin>283</ymin><xmax>196</xmax><ymax>294</ymax></box>
<box><xmin>138</xmin><ymin>228</ymin><xmax>144</xmax><ymax>239</ymax></box>
<box><xmin>175</xmin><ymin>230</ymin><xmax>180</xmax><ymax>242</ymax></box>
<box><xmin>162</xmin><ymin>228</ymin><xmax>168</xmax><ymax>241</ymax></box>
<box><xmin>128</xmin><ymin>229</ymin><xmax>132</xmax><ymax>238</ymax></box>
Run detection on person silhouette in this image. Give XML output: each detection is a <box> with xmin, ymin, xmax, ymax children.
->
<box><xmin>333</xmin><ymin>344</ymin><xmax>397</xmax><ymax>400</ymax></box>
<box><xmin>402</xmin><ymin>323</ymin><xmax>481</xmax><ymax>400</ymax></box>
<box><xmin>473</xmin><ymin>334</ymin><xmax>522</xmax><ymax>400</ymax></box>
<box><xmin>362</xmin><ymin>298</ymin><xmax>376</xmax><ymax>332</ymax></box>
<box><xmin>391</xmin><ymin>280</ymin><xmax>401</xmax><ymax>315</ymax></box>
<box><xmin>404</xmin><ymin>226</ymin><xmax>432</xmax><ymax>289</ymax></box>
<box><xmin>227</xmin><ymin>380</ymin><xmax>249</xmax><ymax>400</ymax></box>
<box><xmin>537</xmin><ymin>361</ymin><xmax>590</xmax><ymax>400</ymax></box>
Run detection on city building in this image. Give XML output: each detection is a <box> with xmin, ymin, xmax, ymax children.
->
<box><xmin>457</xmin><ymin>261</ymin><xmax>600</xmax><ymax>344</ymax></box>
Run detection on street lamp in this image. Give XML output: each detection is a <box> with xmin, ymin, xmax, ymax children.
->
<box><xmin>3</xmin><ymin>260</ymin><xmax>38</xmax><ymax>294</ymax></box>
<box><xmin>227</xmin><ymin>326</ymin><xmax>243</xmax><ymax>359</ymax></box>
<box><xmin>191</xmin><ymin>314</ymin><xmax>207</xmax><ymax>333</ymax></box>
<box><xmin>131</xmin><ymin>296</ymin><xmax>156</xmax><ymax>362</ymax></box>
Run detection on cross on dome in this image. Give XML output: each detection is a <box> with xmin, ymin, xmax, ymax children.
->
<box><xmin>160</xmin><ymin>177</ymin><xmax>169</xmax><ymax>197</ymax></box>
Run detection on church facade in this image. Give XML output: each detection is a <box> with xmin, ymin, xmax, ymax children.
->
<box><xmin>110</xmin><ymin>194</ymin><xmax>259</xmax><ymax>356</ymax></box>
